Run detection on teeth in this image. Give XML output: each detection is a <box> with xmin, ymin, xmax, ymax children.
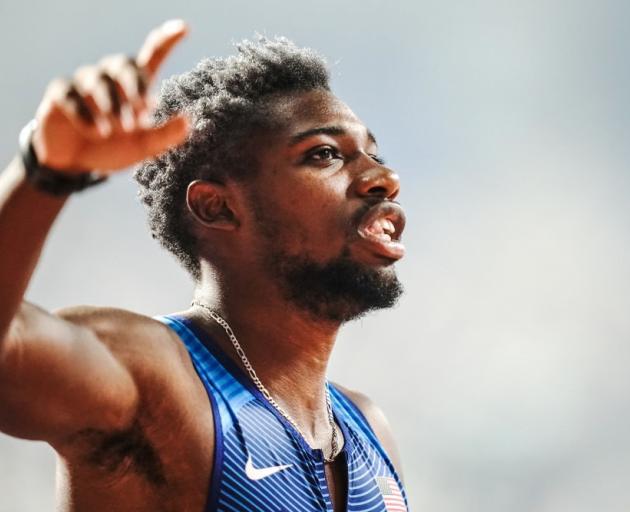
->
<box><xmin>367</xmin><ymin>219</ymin><xmax>384</xmax><ymax>235</ymax></box>
<box><xmin>382</xmin><ymin>219</ymin><xmax>395</xmax><ymax>235</ymax></box>
<box><xmin>365</xmin><ymin>217</ymin><xmax>396</xmax><ymax>241</ymax></box>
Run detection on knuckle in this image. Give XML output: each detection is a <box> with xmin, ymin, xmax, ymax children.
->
<box><xmin>117</xmin><ymin>68</ymin><xmax>142</xmax><ymax>97</ymax></box>
<box><xmin>100</xmin><ymin>53</ymin><xmax>128</xmax><ymax>71</ymax></box>
<box><xmin>73</xmin><ymin>66</ymin><xmax>100</xmax><ymax>92</ymax></box>
<box><xmin>111</xmin><ymin>52</ymin><xmax>127</xmax><ymax>63</ymax></box>
<box><xmin>45</xmin><ymin>77</ymin><xmax>71</xmax><ymax>98</ymax></box>
<box><xmin>73</xmin><ymin>64</ymin><xmax>95</xmax><ymax>80</ymax></box>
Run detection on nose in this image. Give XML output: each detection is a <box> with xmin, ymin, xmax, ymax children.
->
<box><xmin>352</xmin><ymin>163</ymin><xmax>400</xmax><ymax>201</ymax></box>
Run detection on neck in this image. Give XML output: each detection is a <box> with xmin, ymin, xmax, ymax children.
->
<box><xmin>189</xmin><ymin>269</ymin><xmax>342</xmax><ymax>440</ymax></box>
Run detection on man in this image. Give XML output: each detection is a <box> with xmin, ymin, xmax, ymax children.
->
<box><xmin>0</xmin><ymin>19</ymin><xmax>408</xmax><ymax>511</ymax></box>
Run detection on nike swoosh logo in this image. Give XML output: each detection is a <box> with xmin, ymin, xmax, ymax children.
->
<box><xmin>245</xmin><ymin>455</ymin><xmax>293</xmax><ymax>481</ymax></box>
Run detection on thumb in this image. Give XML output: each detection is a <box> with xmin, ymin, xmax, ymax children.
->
<box><xmin>75</xmin><ymin>114</ymin><xmax>191</xmax><ymax>171</ymax></box>
<box><xmin>136</xmin><ymin>114</ymin><xmax>191</xmax><ymax>160</ymax></box>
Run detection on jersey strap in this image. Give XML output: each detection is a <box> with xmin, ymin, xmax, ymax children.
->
<box><xmin>156</xmin><ymin>314</ymin><xmax>409</xmax><ymax>511</ymax></box>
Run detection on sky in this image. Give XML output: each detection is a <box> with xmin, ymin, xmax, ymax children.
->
<box><xmin>1</xmin><ymin>0</ymin><xmax>630</xmax><ymax>510</ymax></box>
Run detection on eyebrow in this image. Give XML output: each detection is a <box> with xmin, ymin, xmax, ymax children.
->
<box><xmin>288</xmin><ymin>125</ymin><xmax>378</xmax><ymax>147</ymax></box>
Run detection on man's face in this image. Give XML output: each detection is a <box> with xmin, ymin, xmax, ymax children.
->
<box><xmin>240</xmin><ymin>89</ymin><xmax>406</xmax><ymax>322</ymax></box>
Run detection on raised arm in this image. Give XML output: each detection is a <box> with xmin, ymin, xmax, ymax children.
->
<box><xmin>0</xmin><ymin>20</ymin><xmax>190</xmax><ymax>446</ymax></box>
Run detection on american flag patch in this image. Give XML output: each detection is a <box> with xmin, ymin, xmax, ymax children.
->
<box><xmin>376</xmin><ymin>476</ymin><xmax>407</xmax><ymax>511</ymax></box>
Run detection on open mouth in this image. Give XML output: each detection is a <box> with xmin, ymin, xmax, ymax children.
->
<box><xmin>356</xmin><ymin>202</ymin><xmax>406</xmax><ymax>261</ymax></box>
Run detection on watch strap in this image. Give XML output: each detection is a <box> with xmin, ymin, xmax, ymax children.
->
<box><xmin>19</xmin><ymin>120</ymin><xmax>107</xmax><ymax>196</ymax></box>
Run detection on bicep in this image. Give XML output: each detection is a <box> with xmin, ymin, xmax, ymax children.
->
<box><xmin>0</xmin><ymin>302</ymin><xmax>138</xmax><ymax>445</ymax></box>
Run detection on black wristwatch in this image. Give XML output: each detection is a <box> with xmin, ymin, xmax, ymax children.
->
<box><xmin>18</xmin><ymin>119</ymin><xmax>107</xmax><ymax>197</ymax></box>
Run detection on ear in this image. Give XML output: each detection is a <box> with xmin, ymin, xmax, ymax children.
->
<box><xmin>186</xmin><ymin>180</ymin><xmax>240</xmax><ymax>231</ymax></box>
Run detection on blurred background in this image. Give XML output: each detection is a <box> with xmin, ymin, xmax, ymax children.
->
<box><xmin>1</xmin><ymin>0</ymin><xmax>630</xmax><ymax>510</ymax></box>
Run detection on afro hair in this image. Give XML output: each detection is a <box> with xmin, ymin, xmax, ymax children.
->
<box><xmin>133</xmin><ymin>37</ymin><xmax>330</xmax><ymax>281</ymax></box>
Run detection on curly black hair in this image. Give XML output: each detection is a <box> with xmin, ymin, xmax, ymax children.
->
<box><xmin>133</xmin><ymin>37</ymin><xmax>330</xmax><ymax>281</ymax></box>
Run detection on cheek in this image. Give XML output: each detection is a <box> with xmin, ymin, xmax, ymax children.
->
<box><xmin>271</xmin><ymin>177</ymin><xmax>351</xmax><ymax>257</ymax></box>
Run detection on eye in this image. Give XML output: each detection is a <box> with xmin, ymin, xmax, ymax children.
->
<box><xmin>368</xmin><ymin>153</ymin><xmax>386</xmax><ymax>165</ymax></box>
<box><xmin>304</xmin><ymin>146</ymin><xmax>343</xmax><ymax>164</ymax></box>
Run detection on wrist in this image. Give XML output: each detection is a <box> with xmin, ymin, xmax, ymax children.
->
<box><xmin>18</xmin><ymin>120</ymin><xmax>107</xmax><ymax>197</ymax></box>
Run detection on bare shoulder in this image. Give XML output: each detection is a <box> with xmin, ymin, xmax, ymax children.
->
<box><xmin>54</xmin><ymin>305</ymin><xmax>187</xmax><ymax>365</ymax></box>
<box><xmin>48</xmin><ymin>307</ymin><xmax>215</xmax><ymax>503</ymax></box>
<box><xmin>53</xmin><ymin>305</ymin><xmax>211</xmax><ymax>442</ymax></box>
<box><xmin>54</xmin><ymin>305</ymin><xmax>172</xmax><ymax>339</ymax></box>
<box><xmin>53</xmin><ymin>305</ymin><xmax>198</xmax><ymax>414</ymax></box>
<box><xmin>334</xmin><ymin>383</ymin><xmax>404</xmax><ymax>479</ymax></box>
<box><xmin>0</xmin><ymin>304</ymin><xmax>198</xmax><ymax>451</ymax></box>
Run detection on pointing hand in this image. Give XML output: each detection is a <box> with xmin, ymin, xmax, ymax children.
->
<box><xmin>32</xmin><ymin>19</ymin><xmax>191</xmax><ymax>173</ymax></box>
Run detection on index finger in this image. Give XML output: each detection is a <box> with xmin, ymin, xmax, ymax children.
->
<box><xmin>136</xmin><ymin>19</ymin><xmax>189</xmax><ymax>82</ymax></box>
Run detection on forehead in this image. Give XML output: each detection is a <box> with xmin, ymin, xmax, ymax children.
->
<box><xmin>264</xmin><ymin>89</ymin><xmax>368</xmax><ymax>139</ymax></box>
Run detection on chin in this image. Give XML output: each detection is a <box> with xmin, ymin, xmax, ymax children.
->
<box><xmin>269</xmin><ymin>248</ymin><xmax>404</xmax><ymax>323</ymax></box>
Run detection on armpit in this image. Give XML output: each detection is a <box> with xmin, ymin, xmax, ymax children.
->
<box><xmin>73</xmin><ymin>420</ymin><xmax>167</xmax><ymax>487</ymax></box>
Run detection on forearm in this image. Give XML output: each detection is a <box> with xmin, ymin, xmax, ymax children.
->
<box><xmin>0</xmin><ymin>20</ymin><xmax>188</xmax><ymax>444</ymax></box>
<box><xmin>0</xmin><ymin>156</ymin><xmax>67</xmax><ymax>341</ymax></box>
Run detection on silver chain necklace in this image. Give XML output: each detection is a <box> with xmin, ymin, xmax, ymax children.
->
<box><xmin>191</xmin><ymin>301</ymin><xmax>340</xmax><ymax>463</ymax></box>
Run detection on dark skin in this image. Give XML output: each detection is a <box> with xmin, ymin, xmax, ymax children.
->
<box><xmin>0</xmin><ymin>21</ymin><xmax>403</xmax><ymax>512</ymax></box>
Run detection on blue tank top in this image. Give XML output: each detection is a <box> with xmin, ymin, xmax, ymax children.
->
<box><xmin>158</xmin><ymin>314</ymin><xmax>409</xmax><ymax>512</ymax></box>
